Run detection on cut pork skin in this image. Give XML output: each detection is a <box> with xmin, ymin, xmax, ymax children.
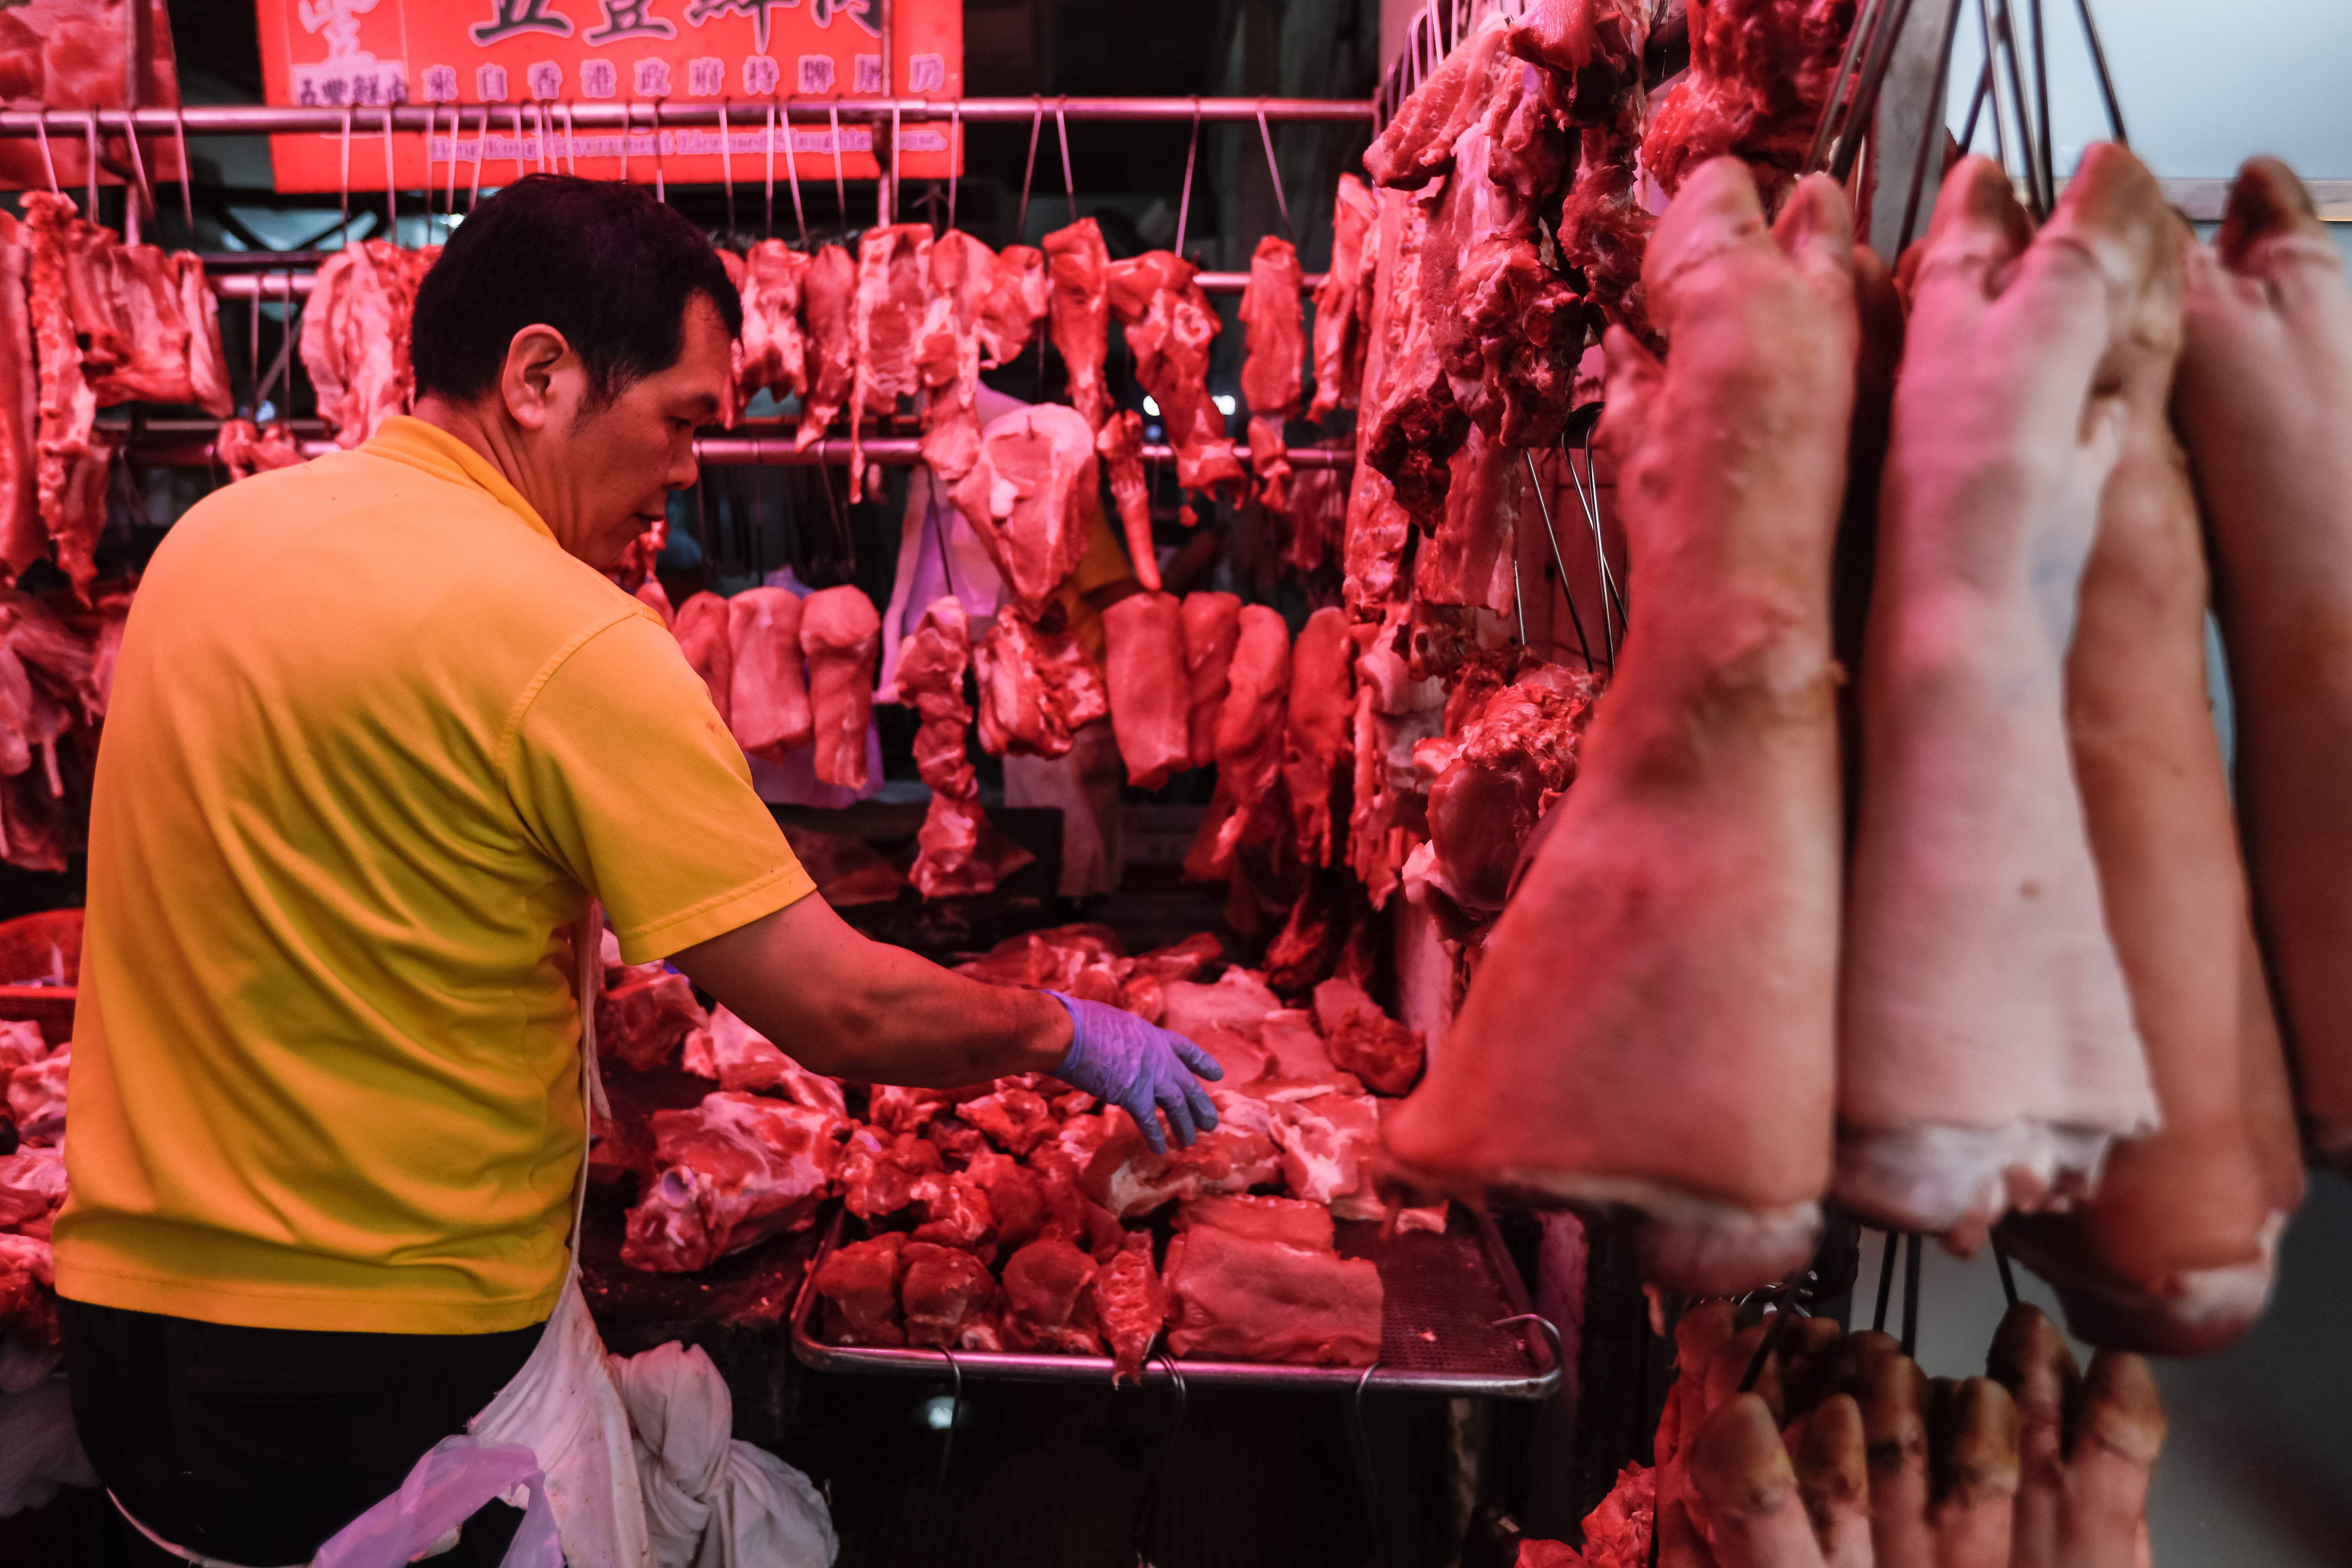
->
<box><xmin>1240</xmin><ymin>235</ymin><xmax>1306</xmax><ymax>509</ymax></box>
<box><xmin>800</xmin><ymin>585</ymin><xmax>882</xmax><ymax>791</ymax></box>
<box><xmin>725</xmin><ymin>586</ymin><xmax>812</xmax><ymax>761</ymax></box>
<box><xmin>849</xmin><ymin>223</ymin><xmax>935</xmax><ymax>501</ymax></box>
<box><xmin>2175</xmin><ymin>158</ymin><xmax>2352</xmax><ymax>1173</ymax></box>
<box><xmin>1101</xmin><ymin>590</ymin><xmax>1192</xmax><ymax>789</ymax></box>
<box><xmin>672</xmin><ymin>591</ymin><xmax>734</xmax><ymax>727</ymax></box>
<box><xmin>950</xmin><ymin>403</ymin><xmax>1098</xmax><ymax>618</ymax></box>
<box><xmin>1281</xmin><ymin>607</ymin><xmax>1354</xmax><ymax>869</ymax></box>
<box><xmin>1096</xmin><ymin>411</ymin><xmax>1161</xmax><ymax>592</ymax></box>
<box><xmin>1385</xmin><ymin>164</ymin><xmax>1861</xmax><ymax>1294</ymax></box>
<box><xmin>899</xmin><ymin>598</ymin><xmax>995</xmax><ymax>899</ymax></box>
<box><xmin>1105</xmin><ymin>252</ymin><xmax>1246</xmax><ymax>495</ymax></box>
<box><xmin>979</xmin><ymin>243</ymin><xmax>1050</xmax><ymax>367</ymax></box>
<box><xmin>1839</xmin><ymin>154</ymin><xmax>2163</xmax><ymax>1246</ymax></box>
<box><xmin>1310</xmin><ymin>174</ymin><xmax>1380</xmax><ymax>422</ymax></box>
<box><xmin>0</xmin><ymin>213</ymin><xmax>39</xmax><ymax>583</ymax></box>
<box><xmin>2000</xmin><ymin>161</ymin><xmax>2302</xmax><ymax>1355</ymax></box>
<box><xmin>916</xmin><ymin>230</ymin><xmax>998</xmax><ymax>488</ymax></box>
<box><xmin>794</xmin><ymin>244</ymin><xmax>857</xmax><ymax>450</ymax></box>
<box><xmin>972</xmin><ymin>608</ymin><xmax>1110</xmax><ymax>759</ymax></box>
<box><xmin>1181</xmin><ymin>591</ymin><xmax>1242</xmax><ymax>770</ymax></box>
<box><xmin>1187</xmin><ymin>605</ymin><xmax>1292</xmax><ymax>882</ymax></box>
<box><xmin>1044</xmin><ymin>218</ymin><xmax>1112</xmax><ymax>429</ymax></box>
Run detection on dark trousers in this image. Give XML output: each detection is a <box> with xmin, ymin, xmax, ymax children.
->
<box><xmin>59</xmin><ymin>1297</ymin><xmax>546</xmax><ymax>1567</ymax></box>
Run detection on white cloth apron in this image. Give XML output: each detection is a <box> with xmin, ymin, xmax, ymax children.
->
<box><xmin>111</xmin><ymin>911</ymin><xmax>652</xmax><ymax>1568</ymax></box>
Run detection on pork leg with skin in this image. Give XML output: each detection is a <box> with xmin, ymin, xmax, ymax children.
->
<box><xmin>725</xmin><ymin>586</ymin><xmax>812</xmax><ymax>760</ymax></box>
<box><xmin>1999</xmin><ymin>165</ymin><xmax>2301</xmax><ymax>1354</ymax></box>
<box><xmin>1928</xmin><ymin>1378</ymin><xmax>2022</xmax><ymax>1568</ymax></box>
<box><xmin>1686</xmin><ymin>1394</ymin><xmax>1833</xmax><ymax>1568</ymax></box>
<box><xmin>1838</xmin><ymin>152</ymin><xmax>2164</xmax><ymax>1246</ymax></box>
<box><xmin>1101</xmin><ymin>590</ymin><xmax>1191</xmax><ymax>789</ymax></box>
<box><xmin>2175</xmin><ymin>158</ymin><xmax>2352</xmax><ymax>1172</ymax></box>
<box><xmin>1382</xmin><ymin>163</ymin><xmax>1859</xmax><ymax>1295</ymax></box>
<box><xmin>800</xmin><ymin>586</ymin><xmax>881</xmax><ymax>791</ymax></box>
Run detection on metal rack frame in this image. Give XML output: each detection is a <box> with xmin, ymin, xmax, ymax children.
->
<box><xmin>203</xmin><ymin>264</ymin><xmax>1324</xmax><ymax>300</ymax></box>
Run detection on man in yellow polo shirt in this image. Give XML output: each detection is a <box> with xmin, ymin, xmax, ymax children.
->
<box><xmin>54</xmin><ymin>175</ymin><xmax>1219</xmax><ymax>1565</ymax></box>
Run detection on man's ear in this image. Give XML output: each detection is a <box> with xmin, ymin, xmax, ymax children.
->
<box><xmin>500</xmin><ymin>324</ymin><xmax>573</xmax><ymax>433</ymax></box>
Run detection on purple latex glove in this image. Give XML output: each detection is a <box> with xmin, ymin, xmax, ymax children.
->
<box><xmin>1046</xmin><ymin>991</ymin><xmax>1224</xmax><ymax>1154</ymax></box>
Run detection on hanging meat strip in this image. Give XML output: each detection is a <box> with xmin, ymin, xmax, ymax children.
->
<box><xmin>1839</xmin><ymin>156</ymin><xmax>2163</xmax><ymax>1247</ymax></box>
<box><xmin>794</xmin><ymin>243</ymin><xmax>857</xmax><ymax>451</ymax></box>
<box><xmin>736</xmin><ymin>238</ymin><xmax>811</xmax><ymax>408</ymax></box>
<box><xmin>1642</xmin><ymin>0</ymin><xmax>1858</xmax><ymax>203</ymax></box>
<box><xmin>214</xmin><ymin>420</ymin><xmax>306</xmax><ymax>483</ymax></box>
<box><xmin>848</xmin><ymin>223</ymin><xmax>934</xmax><ymax>502</ymax></box>
<box><xmin>2176</xmin><ymin>159</ymin><xmax>2352</xmax><ymax>1175</ymax></box>
<box><xmin>900</xmin><ymin>598</ymin><xmax>995</xmax><ymax>899</ymax></box>
<box><xmin>725</xmin><ymin>586</ymin><xmax>812</xmax><ymax>761</ymax></box>
<box><xmin>979</xmin><ymin>243</ymin><xmax>1050</xmax><ymax>367</ymax></box>
<box><xmin>1283</xmin><ymin>462</ymin><xmax>1347</xmax><ymax>577</ymax></box>
<box><xmin>1347</xmin><ymin>608</ymin><xmax>1446</xmax><ymax>909</ymax></box>
<box><xmin>1281</xmin><ymin>608</ymin><xmax>1354</xmax><ymax>869</ymax></box>
<box><xmin>1095</xmin><ymin>410</ymin><xmax>1159</xmax><ymax>591</ymax></box>
<box><xmin>1181</xmin><ymin>591</ymin><xmax>1241</xmax><ymax>771</ymax></box>
<box><xmin>973</xmin><ymin>608</ymin><xmax>1109</xmax><ymax>760</ymax></box>
<box><xmin>1106</xmin><ymin>251</ymin><xmax>1245</xmax><ymax>498</ymax></box>
<box><xmin>301</xmin><ymin>237</ymin><xmax>431</xmax><ymax>448</ymax></box>
<box><xmin>1998</xmin><ymin>164</ymin><xmax>2301</xmax><ymax>1355</ymax></box>
<box><xmin>949</xmin><ymin>403</ymin><xmax>1097</xmax><ymax>619</ymax></box>
<box><xmin>1187</xmin><ymin>604</ymin><xmax>1291</xmax><ymax>882</ymax></box>
<box><xmin>1386</xmin><ymin>166</ymin><xmax>1860</xmax><ymax>1295</ymax></box>
<box><xmin>21</xmin><ymin>195</ymin><xmax>115</xmax><ymax>599</ymax></box>
<box><xmin>673</xmin><ymin>591</ymin><xmax>733</xmax><ymax>726</ymax></box>
<box><xmin>1416</xmin><ymin>427</ymin><xmax>1533</xmax><ymax>618</ymax></box>
<box><xmin>1043</xmin><ymin>218</ymin><xmax>1112</xmax><ymax>429</ymax></box>
<box><xmin>801</xmin><ymin>586</ymin><xmax>882</xmax><ymax>791</ymax></box>
<box><xmin>1240</xmin><ymin>236</ymin><xmax>1306</xmax><ymax>510</ymax></box>
<box><xmin>1101</xmin><ymin>590</ymin><xmax>1191</xmax><ymax>789</ymax></box>
<box><xmin>1344</xmin><ymin>189</ymin><xmax>1431</xmax><ymax>614</ymax></box>
<box><xmin>1362</xmin><ymin>16</ymin><xmax>1515</xmax><ymax>189</ymax></box>
<box><xmin>0</xmin><ymin>213</ymin><xmax>39</xmax><ymax>583</ymax></box>
<box><xmin>916</xmin><ymin>230</ymin><xmax>998</xmax><ymax>489</ymax></box>
<box><xmin>1309</xmin><ymin>174</ymin><xmax>1380</xmax><ymax>423</ymax></box>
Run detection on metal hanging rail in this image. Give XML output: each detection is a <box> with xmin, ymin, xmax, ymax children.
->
<box><xmin>0</xmin><ymin>97</ymin><xmax>1375</xmax><ymax>140</ymax></box>
<box><xmin>205</xmin><ymin>266</ymin><xmax>1325</xmax><ymax>300</ymax></box>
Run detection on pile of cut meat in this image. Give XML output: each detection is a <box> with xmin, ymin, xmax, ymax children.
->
<box><xmin>0</xmin><ymin>1011</ymin><xmax>70</xmax><ymax>1392</ymax></box>
<box><xmin>599</xmin><ymin>922</ymin><xmax>1429</xmax><ymax>1377</ymax></box>
<box><xmin>4</xmin><ymin>195</ymin><xmax>233</xmax><ymax>596</ymax></box>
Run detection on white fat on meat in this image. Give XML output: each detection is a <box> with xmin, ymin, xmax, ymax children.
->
<box><xmin>1101</xmin><ymin>590</ymin><xmax>1191</xmax><ymax>790</ymax></box>
<box><xmin>620</xmin><ymin>1093</ymin><xmax>848</xmax><ymax>1273</ymax></box>
<box><xmin>793</xmin><ymin>244</ymin><xmax>857</xmax><ymax>451</ymax></box>
<box><xmin>679</xmin><ymin>1006</ymin><xmax>846</xmax><ymax>1116</ymax></box>
<box><xmin>949</xmin><ymin>404</ymin><xmax>1097</xmax><ymax>619</ymax></box>
<box><xmin>724</xmin><ymin>586</ymin><xmax>812</xmax><ymax>761</ymax></box>
<box><xmin>1106</xmin><ymin>251</ymin><xmax>1245</xmax><ymax>496</ymax></box>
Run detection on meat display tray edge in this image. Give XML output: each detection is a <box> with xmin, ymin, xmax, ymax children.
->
<box><xmin>787</xmin><ymin>1207</ymin><xmax>1565</xmax><ymax>1399</ymax></box>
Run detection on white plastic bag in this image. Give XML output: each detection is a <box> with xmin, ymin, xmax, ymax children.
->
<box><xmin>609</xmin><ymin>1341</ymin><xmax>837</xmax><ymax>1568</ymax></box>
<box><xmin>0</xmin><ymin>1378</ymin><xmax>96</xmax><ymax>1518</ymax></box>
<box><xmin>311</xmin><ymin>1436</ymin><xmax>559</xmax><ymax>1568</ymax></box>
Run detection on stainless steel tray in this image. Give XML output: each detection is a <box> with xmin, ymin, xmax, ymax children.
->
<box><xmin>788</xmin><ymin>1204</ymin><xmax>1563</xmax><ymax>1399</ymax></box>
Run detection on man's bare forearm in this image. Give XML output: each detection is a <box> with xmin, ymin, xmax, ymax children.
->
<box><xmin>669</xmin><ymin>891</ymin><xmax>1073</xmax><ymax>1086</ymax></box>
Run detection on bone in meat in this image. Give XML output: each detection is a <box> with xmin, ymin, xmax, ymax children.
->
<box><xmin>1181</xmin><ymin>591</ymin><xmax>1241</xmax><ymax>771</ymax></box>
<box><xmin>1095</xmin><ymin>1230</ymin><xmax>1167</xmax><ymax>1385</ymax></box>
<box><xmin>800</xmin><ymin>586</ymin><xmax>882</xmax><ymax>791</ymax></box>
<box><xmin>1999</xmin><ymin>169</ymin><xmax>2302</xmax><ymax>1354</ymax></box>
<box><xmin>1187</xmin><ymin>605</ymin><xmax>1291</xmax><ymax>883</ymax></box>
<box><xmin>979</xmin><ymin>243</ymin><xmax>1050</xmax><ymax>367</ymax></box>
<box><xmin>848</xmin><ymin>223</ymin><xmax>934</xmax><ymax>501</ymax></box>
<box><xmin>916</xmin><ymin>230</ymin><xmax>997</xmax><ymax>488</ymax></box>
<box><xmin>793</xmin><ymin>243</ymin><xmax>857</xmax><ymax>450</ymax></box>
<box><xmin>1281</xmin><ymin>607</ymin><xmax>1354</xmax><ymax>869</ymax></box>
<box><xmin>2175</xmin><ymin>158</ymin><xmax>2352</xmax><ymax>1175</ymax></box>
<box><xmin>1386</xmin><ymin>164</ymin><xmax>1861</xmax><ymax>1294</ymax></box>
<box><xmin>899</xmin><ymin>597</ymin><xmax>996</xmax><ymax>899</ymax></box>
<box><xmin>1838</xmin><ymin>155</ymin><xmax>2162</xmax><ymax>1246</ymax></box>
<box><xmin>1107</xmin><ymin>251</ymin><xmax>1246</xmax><ymax>497</ymax></box>
<box><xmin>1310</xmin><ymin>174</ymin><xmax>1380</xmax><ymax>422</ymax></box>
<box><xmin>949</xmin><ymin>402</ymin><xmax>1098</xmax><ymax>618</ymax></box>
<box><xmin>812</xmin><ymin>1232</ymin><xmax>907</xmax><ymax>1345</ymax></box>
<box><xmin>680</xmin><ymin>1007</ymin><xmax>845</xmax><ymax>1115</ymax></box>
<box><xmin>21</xmin><ymin>194</ymin><xmax>116</xmax><ymax>599</ymax></box>
<box><xmin>1240</xmin><ymin>235</ymin><xmax>1307</xmax><ymax>509</ymax></box>
<box><xmin>0</xmin><ymin>213</ymin><xmax>39</xmax><ymax>582</ymax></box>
<box><xmin>735</xmin><ymin>238</ymin><xmax>811</xmax><ymax>406</ymax></box>
<box><xmin>1641</xmin><ymin>0</ymin><xmax>1858</xmax><ymax>202</ymax></box>
<box><xmin>972</xmin><ymin>607</ymin><xmax>1109</xmax><ymax>760</ymax></box>
<box><xmin>1101</xmin><ymin>590</ymin><xmax>1191</xmax><ymax>790</ymax></box>
<box><xmin>725</xmin><ymin>585</ymin><xmax>812</xmax><ymax>760</ymax></box>
<box><xmin>1096</xmin><ymin>411</ymin><xmax>1160</xmax><ymax>591</ymax></box>
<box><xmin>621</xmin><ymin>1094</ymin><xmax>846</xmax><ymax>1272</ymax></box>
<box><xmin>901</xmin><ymin>1240</ymin><xmax>1004</xmax><ymax>1350</ymax></box>
<box><xmin>1044</xmin><ymin>218</ymin><xmax>1112</xmax><ymax>429</ymax></box>
<box><xmin>672</xmin><ymin>590</ymin><xmax>734</xmax><ymax>727</ymax></box>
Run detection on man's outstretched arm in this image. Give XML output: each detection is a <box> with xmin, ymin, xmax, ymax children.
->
<box><xmin>670</xmin><ymin>891</ymin><xmax>1222</xmax><ymax>1151</ymax></box>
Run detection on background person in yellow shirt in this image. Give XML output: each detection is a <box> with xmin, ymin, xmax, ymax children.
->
<box><xmin>54</xmin><ymin>175</ymin><xmax>1220</xmax><ymax>1566</ymax></box>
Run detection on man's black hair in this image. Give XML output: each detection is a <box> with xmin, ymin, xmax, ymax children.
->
<box><xmin>411</xmin><ymin>174</ymin><xmax>742</xmax><ymax>409</ymax></box>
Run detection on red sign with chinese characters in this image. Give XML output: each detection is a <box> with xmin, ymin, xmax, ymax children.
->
<box><xmin>251</xmin><ymin>0</ymin><xmax>962</xmax><ymax>196</ymax></box>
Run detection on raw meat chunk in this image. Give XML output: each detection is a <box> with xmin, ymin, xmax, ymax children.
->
<box><xmin>967</xmin><ymin>1151</ymin><xmax>1048</xmax><ymax>1254</ymax></box>
<box><xmin>5</xmin><ymin>1048</ymin><xmax>66</xmax><ymax>1145</ymax></box>
<box><xmin>1187</xmin><ymin>606</ymin><xmax>1291</xmax><ymax>881</ymax></box>
<box><xmin>1082</xmin><ymin>1094</ymin><xmax>1285</xmax><ymax>1221</ymax></box>
<box><xmin>800</xmin><ymin>586</ymin><xmax>882</xmax><ymax>791</ymax></box>
<box><xmin>916</xmin><ymin>230</ymin><xmax>998</xmax><ymax>488</ymax></box>
<box><xmin>1240</xmin><ymin>235</ymin><xmax>1306</xmax><ymax>509</ymax></box>
<box><xmin>0</xmin><ymin>1146</ymin><xmax>67</xmax><ymax>1233</ymax></box>
<box><xmin>909</xmin><ymin>1170</ymin><xmax>997</xmax><ymax>1257</ymax></box>
<box><xmin>1180</xmin><ymin>592</ymin><xmax>1241</xmax><ymax>771</ymax></box>
<box><xmin>848</xmin><ymin>223</ymin><xmax>934</xmax><ymax>498</ymax></box>
<box><xmin>1310</xmin><ymin>175</ymin><xmax>1380</xmax><ymax>422</ymax></box>
<box><xmin>1641</xmin><ymin>0</ymin><xmax>1857</xmax><ymax>201</ymax></box>
<box><xmin>1096</xmin><ymin>1230</ymin><xmax>1167</xmax><ymax>1384</ymax></box>
<box><xmin>621</xmin><ymin>1094</ymin><xmax>846</xmax><ymax>1273</ymax></box>
<box><xmin>898</xmin><ymin>598</ymin><xmax>994</xmax><ymax>899</ymax></box>
<box><xmin>901</xmin><ymin>1240</ymin><xmax>1003</xmax><ymax>1350</ymax></box>
<box><xmin>735</xmin><ymin>238</ymin><xmax>811</xmax><ymax>406</ymax></box>
<box><xmin>1101</xmin><ymin>590</ymin><xmax>1191</xmax><ymax>789</ymax></box>
<box><xmin>1163</xmin><ymin>1196</ymin><xmax>1382</xmax><ymax>1365</ymax></box>
<box><xmin>972</xmin><ymin>608</ymin><xmax>1109</xmax><ymax>760</ymax></box>
<box><xmin>839</xmin><ymin>1126</ymin><xmax>944</xmax><ymax>1220</ymax></box>
<box><xmin>794</xmin><ymin>244</ymin><xmax>857</xmax><ymax>449</ymax></box>
<box><xmin>1282</xmin><ymin>608</ymin><xmax>1354</xmax><ymax>868</ymax></box>
<box><xmin>1312</xmin><ymin>978</ymin><xmax>1425</xmax><ymax>1097</ymax></box>
<box><xmin>1106</xmin><ymin>252</ymin><xmax>1245</xmax><ymax>495</ymax></box>
<box><xmin>813</xmin><ymin>1231</ymin><xmax>906</xmax><ymax>1345</ymax></box>
<box><xmin>1043</xmin><ymin>219</ymin><xmax>1112</xmax><ymax>429</ymax></box>
<box><xmin>1000</xmin><ymin>1237</ymin><xmax>1103</xmax><ymax>1354</ymax></box>
<box><xmin>679</xmin><ymin>1007</ymin><xmax>845</xmax><ymax>1115</ymax></box>
<box><xmin>598</xmin><ymin>967</ymin><xmax>708</xmax><ymax>1072</ymax></box>
<box><xmin>672</xmin><ymin>591</ymin><xmax>734</xmax><ymax>726</ymax></box>
<box><xmin>725</xmin><ymin>586</ymin><xmax>812</xmax><ymax>760</ymax></box>
<box><xmin>979</xmin><ymin>244</ymin><xmax>1049</xmax><ymax>367</ymax></box>
<box><xmin>1362</xmin><ymin>15</ymin><xmax>1512</xmax><ymax>190</ymax></box>
<box><xmin>1096</xmin><ymin>411</ymin><xmax>1159</xmax><ymax>591</ymax></box>
<box><xmin>950</xmin><ymin>404</ymin><xmax>1098</xmax><ymax>619</ymax></box>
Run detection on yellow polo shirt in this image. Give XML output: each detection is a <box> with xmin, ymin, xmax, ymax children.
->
<box><xmin>55</xmin><ymin>417</ymin><xmax>814</xmax><ymax>1334</ymax></box>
